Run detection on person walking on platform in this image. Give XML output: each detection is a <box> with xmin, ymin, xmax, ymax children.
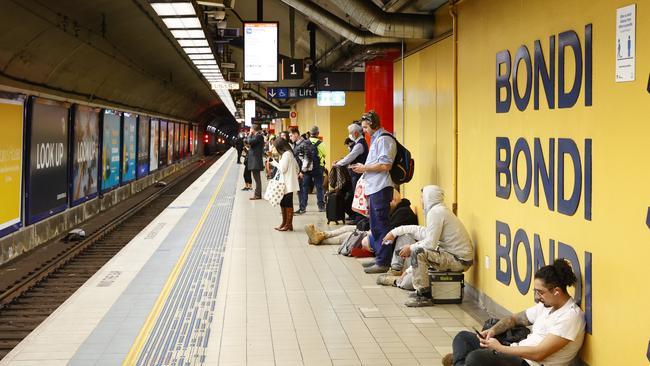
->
<box><xmin>246</xmin><ymin>125</ymin><xmax>264</xmax><ymax>200</ymax></box>
<box><xmin>270</xmin><ymin>137</ymin><xmax>299</xmax><ymax>231</ymax></box>
<box><xmin>351</xmin><ymin>111</ymin><xmax>397</xmax><ymax>274</ymax></box>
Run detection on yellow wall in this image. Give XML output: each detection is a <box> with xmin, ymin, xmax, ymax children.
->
<box><xmin>294</xmin><ymin>92</ymin><xmax>365</xmax><ymax>170</ymax></box>
<box><xmin>394</xmin><ymin>37</ymin><xmax>455</xmax><ymax>221</ymax></box>
<box><xmin>394</xmin><ymin>0</ymin><xmax>650</xmax><ymax>364</ymax></box>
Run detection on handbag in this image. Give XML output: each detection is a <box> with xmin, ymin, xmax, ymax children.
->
<box><xmin>351</xmin><ymin>176</ymin><xmax>369</xmax><ymax>216</ymax></box>
<box><xmin>264</xmin><ymin>170</ymin><xmax>286</xmax><ymax>207</ymax></box>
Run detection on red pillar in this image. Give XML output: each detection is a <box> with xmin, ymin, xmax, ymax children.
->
<box><xmin>365</xmin><ymin>59</ymin><xmax>394</xmax><ymax>133</ymax></box>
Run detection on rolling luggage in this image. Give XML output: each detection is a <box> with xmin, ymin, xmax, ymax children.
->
<box><xmin>326</xmin><ymin>191</ymin><xmax>346</xmax><ymax>224</ymax></box>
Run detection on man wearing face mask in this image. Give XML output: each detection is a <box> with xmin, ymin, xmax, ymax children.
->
<box><xmin>333</xmin><ymin>122</ymin><xmax>368</xmax><ymax>223</ymax></box>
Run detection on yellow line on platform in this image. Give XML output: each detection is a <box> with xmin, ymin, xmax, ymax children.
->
<box><xmin>122</xmin><ymin>156</ymin><xmax>235</xmax><ymax>365</ymax></box>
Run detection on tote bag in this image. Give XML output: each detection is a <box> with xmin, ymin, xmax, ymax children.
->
<box><xmin>351</xmin><ymin>176</ymin><xmax>369</xmax><ymax>216</ymax></box>
<box><xmin>264</xmin><ymin>170</ymin><xmax>286</xmax><ymax>207</ymax></box>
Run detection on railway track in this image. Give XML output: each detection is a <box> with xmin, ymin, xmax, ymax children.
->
<box><xmin>0</xmin><ymin>155</ymin><xmax>219</xmax><ymax>360</ymax></box>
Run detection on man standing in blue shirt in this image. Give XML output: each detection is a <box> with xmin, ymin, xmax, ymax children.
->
<box><xmin>351</xmin><ymin>111</ymin><xmax>396</xmax><ymax>273</ymax></box>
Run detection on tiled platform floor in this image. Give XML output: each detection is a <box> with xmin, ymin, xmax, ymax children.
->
<box><xmin>204</xmin><ymin>165</ymin><xmax>485</xmax><ymax>366</ymax></box>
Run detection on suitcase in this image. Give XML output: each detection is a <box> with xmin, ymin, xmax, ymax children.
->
<box><xmin>326</xmin><ymin>191</ymin><xmax>346</xmax><ymax>224</ymax></box>
<box><xmin>428</xmin><ymin>270</ymin><xmax>464</xmax><ymax>304</ymax></box>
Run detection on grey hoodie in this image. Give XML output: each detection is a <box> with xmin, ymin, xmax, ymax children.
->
<box><xmin>389</xmin><ymin>185</ymin><xmax>473</xmax><ymax>262</ymax></box>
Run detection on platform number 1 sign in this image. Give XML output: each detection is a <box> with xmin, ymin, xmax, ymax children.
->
<box><xmin>282</xmin><ymin>59</ymin><xmax>304</xmax><ymax>80</ymax></box>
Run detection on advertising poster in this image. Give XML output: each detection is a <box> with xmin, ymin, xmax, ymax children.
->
<box><xmin>159</xmin><ymin>120</ymin><xmax>168</xmax><ymax>167</ymax></box>
<box><xmin>189</xmin><ymin>126</ymin><xmax>194</xmax><ymax>156</ymax></box>
<box><xmin>27</xmin><ymin>98</ymin><xmax>69</xmax><ymax>224</ymax></box>
<box><xmin>174</xmin><ymin>123</ymin><xmax>180</xmax><ymax>162</ymax></box>
<box><xmin>167</xmin><ymin>122</ymin><xmax>174</xmax><ymax>164</ymax></box>
<box><xmin>137</xmin><ymin>115</ymin><xmax>150</xmax><ymax>178</ymax></box>
<box><xmin>0</xmin><ymin>96</ymin><xmax>25</xmax><ymax>236</ymax></box>
<box><xmin>181</xmin><ymin>124</ymin><xmax>187</xmax><ymax>159</ymax></box>
<box><xmin>150</xmin><ymin>119</ymin><xmax>159</xmax><ymax>172</ymax></box>
<box><xmin>193</xmin><ymin>126</ymin><xmax>198</xmax><ymax>155</ymax></box>
<box><xmin>71</xmin><ymin>105</ymin><xmax>100</xmax><ymax>205</ymax></box>
<box><xmin>101</xmin><ymin>110</ymin><xmax>121</xmax><ymax>192</ymax></box>
<box><xmin>122</xmin><ymin>113</ymin><xmax>137</xmax><ymax>183</ymax></box>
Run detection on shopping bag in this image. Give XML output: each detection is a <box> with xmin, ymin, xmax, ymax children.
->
<box><xmin>351</xmin><ymin>176</ymin><xmax>369</xmax><ymax>216</ymax></box>
<box><xmin>264</xmin><ymin>171</ymin><xmax>286</xmax><ymax>207</ymax></box>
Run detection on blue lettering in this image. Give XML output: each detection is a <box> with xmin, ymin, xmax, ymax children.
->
<box><xmin>513</xmin><ymin>46</ymin><xmax>532</xmax><ymax>111</ymax></box>
<box><xmin>557</xmin><ymin>138</ymin><xmax>582</xmax><ymax>216</ymax></box>
<box><xmin>513</xmin><ymin>229</ymin><xmax>532</xmax><ymax>295</ymax></box>
<box><xmin>496</xmin><ymin>51</ymin><xmax>512</xmax><ymax>113</ymax></box>
<box><xmin>496</xmin><ymin>137</ymin><xmax>511</xmax><ymax>199</ymax></box>
<box><xmin>534</xmin><ymin>138</ymin><xmax>555</xmax><ymax>210</ymax></box>
<box><xmin>534</xmin><ymin>36</ymin><xmax>555</xmax><ymax>110</ymax></box>
<box><xmin>558</xmin><ymin>30</ymin><xmax>582</xmax><ymax>108</ymax></box>
<box><xmin>496</xmin><ymin>221</ymin><xmax>512</xmax><ymax>285</ymax></box>
<box><xmin>557</xmin><ymin>241</ymin><xmax>582</xmax><ymax>306</ymax></box>
<box><xmin>513</xmin><ymin>138</ymin><xmax>532</xmax><ymax>203</ymax></box>
<box><xmin>533</xmin><ymin>234</ymin><xmax>555</xmax><ymax>272</ymax></box>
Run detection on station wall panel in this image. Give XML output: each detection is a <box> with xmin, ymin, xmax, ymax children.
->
<box><xmin>121</xmin><ymin>113</ymin><xmax>137</xmax><ymax>183</ymax></box>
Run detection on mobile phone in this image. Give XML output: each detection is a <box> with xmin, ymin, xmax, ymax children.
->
<box><xmin>473</xmin><ymin>327</ymin><xmax>485</xmax><ymax>339</ymax></box>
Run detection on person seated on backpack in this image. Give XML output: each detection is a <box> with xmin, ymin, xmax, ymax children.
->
<box><xmin>377</xmin><ymin>185</ymin><xmax>474</xmax><ymax>307</ymax></box>
<box><xmin>442</xmin><ymin>259</ymin><xmax>586</xmax><ymax>366</ymax></box>
<box><xmin>305</xmin><ymin>188</ymin><xmax>417</xmax><ymax>246</ymax></box>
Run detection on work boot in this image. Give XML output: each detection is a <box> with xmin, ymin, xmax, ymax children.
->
<box><xmin>442</xmin><ymin>353</ymin><xmax>453</xmax><ymax>366</ymax></box>
<box><xmin>279</xmin><ymin>208</ymin><xmax>294</xmax><ymax>231</ymax></box>
<box><xmin>386</xmin><ymin>268</ymin><xmax>403</xmax><ymax>276</ymax></box>
<box><xmin>376</xmin><ymin>274</ymin><xmax>399</xmax><ymax>287</ymax></box>
<box><xmin>304</xmin><ymin>224</ymin><xmax>325</xmax><ymax>244</ymax></box>
<box><xmin>275</xmin><ymin>208</ymin><xmax>288</xmax><ymax>231</ymax></box>
<box><xmin>364</xmin><ymin>264</ymin><xmax>390</xmax><ymax>274</ymax></box>
<box><xmin>405</xmin><ymin>291</ymin><xmax>434</xmax><ymax>307</ymax></box>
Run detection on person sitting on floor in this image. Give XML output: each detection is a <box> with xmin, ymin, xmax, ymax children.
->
<box><xmin>377</xmin><ymin>185</ymin><xmax>474</xmax><ymax>307</ymax></box>
<box><xmin>441</xmin><ymin>259</ymin><xmax>585</xmax><ymax>366</ymax></box>
<box><xmin>304</xmin><ymin>188</ymin><xmax>417</xmax><ymax>246</ymax></box>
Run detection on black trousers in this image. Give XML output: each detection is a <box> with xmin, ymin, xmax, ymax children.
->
<box><xmin>280</xmin><ymin>192</ymin><xmax>293</xmax><ymax>208</ymax></box>
<box><xmin>243</xmin><ymin>167</ymin><xmax>252</xmax><ymax>184</ymax></box>
<box><xmin>251</xmin><ymin>170</ymin><xmax>262</xmax><ymax>198</ymax></box>
<box><xmin>452</xmin><ymin>331</ymin><xmax>528</xmax><ymax>366</ymax></box>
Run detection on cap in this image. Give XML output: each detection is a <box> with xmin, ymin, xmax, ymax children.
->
<box><xmin>309</xmin><ymin>125</ymin><xmax>319</xmax><ymax>136</ymax></box>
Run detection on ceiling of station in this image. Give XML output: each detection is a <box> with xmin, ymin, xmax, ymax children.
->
<box><xmin>0</xmin><ymin>0</ymin><xmax>448</xmax><ymax>128</ymax></box>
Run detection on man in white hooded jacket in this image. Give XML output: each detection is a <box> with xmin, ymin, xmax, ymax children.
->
<box><xmin>382</xmin><ymin>185</ymin><xmax>474</xmax><ymax>307</ymax></box>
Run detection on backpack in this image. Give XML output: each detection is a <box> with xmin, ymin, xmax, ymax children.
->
<box><xmin>381</xmin><ymin>133</ymin><xmax>414</xmax><ymax>184</ymax></box>
<box><xmin>482</xmin><ymin>318</ymin><xmax>531</xmax><ymax>346</ymax></box>
<box><xmin>311</xmin><ymin>139</ymin><xmax>324</xmax><ymax>167</ymax></box>
<box><xmin>338</xmin><ymin>230</ymin><xmax>367</xmax><ymax>256</ymax></box>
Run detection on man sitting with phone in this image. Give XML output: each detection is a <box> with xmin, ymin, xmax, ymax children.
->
<box><xmin>442</xmin><ymin>258</ymin><xmax>585</xmax><ymax>366</ymax></box>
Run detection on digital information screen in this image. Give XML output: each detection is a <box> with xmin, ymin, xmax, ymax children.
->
<box><xmin>317</xmin><ymin>91</ymin><xmax>346</xmax><ymax>106</ymax></box>
<box><xmin>243</xmin><ymin>22</ymin><xmax>278</xmax><ymax>82</ymax></box>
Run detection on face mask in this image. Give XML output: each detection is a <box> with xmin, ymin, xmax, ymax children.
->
<box><xmin>349</xmin><ymin>134</ymin><xmax>355</xmax><ymax>141</ymax></box>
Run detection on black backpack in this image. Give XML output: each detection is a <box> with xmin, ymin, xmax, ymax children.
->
<box><xmin>482</xmin><ymin>318</ymin><xmax>531</xmax><ymax>346</ymax></box>
<box><xmin>381</xmin><ymin>133</ymin><xmax>414</xmax><ymax>184</ymax></box>
<box><xmin>311</xmin><ymin>139</ymin><xmax>324</xmax><ymax>167</ymax></box>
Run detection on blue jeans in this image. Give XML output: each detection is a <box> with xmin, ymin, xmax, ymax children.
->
<box><xmin>368</xmin><ymin>186</ymin><xmax>394</xmax><ymax>266</ymax></box>
<box><xmin>299</xmin><ymin>167</ymin><xmax>325</xmax><ymax>210</ymax></box>
<box><xmin>452</xmin><ymin>331</ymin><xmax>528</xmax><ymax>366</ymax></box>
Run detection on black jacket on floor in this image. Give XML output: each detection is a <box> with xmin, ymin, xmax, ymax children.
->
<box><xmin>356</xmin><ymin>198</ymin><xmax>418</xmax><ymax>231</ymax></box>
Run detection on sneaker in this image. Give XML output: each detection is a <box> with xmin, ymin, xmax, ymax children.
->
<box><xmin>318</xmin><ymin>207</ymin><xmax>326</xmax><ymax>212</ymax></box>
<box><xmin>295</xmin><ymin>209</ymin><xmax>306</xmax><ymax>215</ymax></box>
<box><xmin>442</xmin><ymin>353</ymin><xmax>453</xmax><ymax>366</ymax></box>
<box><xmin>376</xmin><ymin>274</ymin><xmax>399</xmax><ymax>287</ymax></box>
<box><xmin>361</xmin><ymin>260</ymin><xmax>376</xmax><ymax>268</ymax></box>
<box><xmin>304</xmin><ymin>224</ymin><xmax>326</xmax><ymax>245</ymax></box>
<box><xmin>386</xmin><ymin>268</ymin><xmax>403</xmax><ymax>276</ymax></box>
<box><xmin>405</xmin><ymin>292</ymin><xmax>434</xmax><ymax>307</ymax></box>
<box><xmin>364</xmin><ymin>264</ymin><xmax>390</xmax><ymax>274</ymax></box>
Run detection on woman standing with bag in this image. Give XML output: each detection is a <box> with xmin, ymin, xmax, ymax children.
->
<box><xmin>270</xmin><ymin>138</ymin><xmax>300</xmax><ymax>231</ymax></box>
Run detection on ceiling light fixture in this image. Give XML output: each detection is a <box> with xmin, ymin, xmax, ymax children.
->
<box><xmin>151</xmin><ymin>2</ymin><xmax>196</xmax><ymax>16</ymax></box>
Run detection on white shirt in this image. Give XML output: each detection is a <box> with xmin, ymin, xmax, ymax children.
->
<box><xmin>270</xmin><ymin>151</ymin><xmax>300</xmax><ymax>194</ymax></box>
<box><xmin>512</xmin><ymin>298</ymin><xmax>585</xmax><ymax>366</ymax></box>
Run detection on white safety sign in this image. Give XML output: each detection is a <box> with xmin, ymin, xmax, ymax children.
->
<box><xmin>615</xmin><ymin>4</ymin><xmax>636</xmax><ymax>82</ymax></box>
